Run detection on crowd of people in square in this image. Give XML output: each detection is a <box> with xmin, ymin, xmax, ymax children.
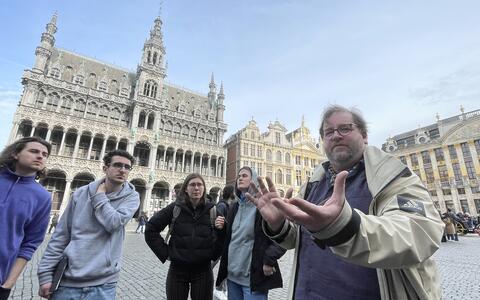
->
<box><xmin>2</xmin><ymin>105</ymin><xmax>475</xmax><ymax>299</ymax></box>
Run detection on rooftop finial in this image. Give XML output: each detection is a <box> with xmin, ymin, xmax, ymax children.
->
<box><xmin>210</xmin><ymin>72</ymin><xmax>215</xmax><ymax>84</ymax></box>
<box><xmin>51</xmin><ymin>11</ymin><xmax>58</xmax><ymax>25</ymax></box>
<box><xmin>219</xmin><ymin>81</ymin><xmax>224</xmax><ymax>95</ymax></box>
<box><xmin>460</xmin><ymin>105</ymin><xmax>465</xmax><ymax>114</ymax></box>
<box><xmin>435</xmin><ymin>112</ymin><xmax>440</xmax><ymax>121</ymax></box>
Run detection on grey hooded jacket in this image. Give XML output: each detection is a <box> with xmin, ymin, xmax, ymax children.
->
<box><xmin>38</xmin><ymin>179</ymin><xmax>140</xmax><ymax>287</ymax></box>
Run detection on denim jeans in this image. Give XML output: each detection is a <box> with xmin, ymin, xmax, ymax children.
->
<box><xmin>51</xmin><ymin>282</ymin><xmax>116</xmax><ymax>300</ymax></box>
<box><xmin>227</xmin><ymin>280</ymin><xmax>268</xmax><ymax>300</ymax></box>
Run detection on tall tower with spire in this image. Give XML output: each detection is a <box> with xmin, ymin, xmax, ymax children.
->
<box><xmin>133</xmin><ymin>15</ymin><xmax>168</xmax><ymax>127</ymax></box>
<box><xmin>33</xmin><ymin>13</ymin><xmax>57</xmax><ymax>73</ymax></box>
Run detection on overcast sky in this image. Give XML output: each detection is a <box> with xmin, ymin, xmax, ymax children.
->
<box><xmin>1</xmin><ymin>0</ymin><xmax>480</xmax><ymax>150</ymax></box>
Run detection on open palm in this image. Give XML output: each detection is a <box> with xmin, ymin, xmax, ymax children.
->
<box><xmin>246</xmin><ymin>176</ymin><xmax>291</xmax><ymax>232</ymax></box>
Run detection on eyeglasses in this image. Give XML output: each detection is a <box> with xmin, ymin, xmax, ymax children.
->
<box><xmin>188</xmin><ymin>182</ymin><xmax>204</xmax><ymax>188</ymax></box>
<box><xmin>323</xmin><ymin>123</ymin><xmax>357</xmax><ymax>139</ymax></box>
<box><xmin>109</xmin><ymin>162</ymin><xmax>133</xmax><ymax>171</ymax></box>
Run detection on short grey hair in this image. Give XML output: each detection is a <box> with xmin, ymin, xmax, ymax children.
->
<box><xmin>319</xmin><ymin>105</ymin><xmax>368</xmax><ymax>138</ymax></box>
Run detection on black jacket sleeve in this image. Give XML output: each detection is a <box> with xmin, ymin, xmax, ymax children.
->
<box><xmin>263</xmin><ymin>241</ymin><xmax>287</xmax><ymax>266</ymax></box>
<box><xmin>144</xmin><ymin>203</ymin><xmax>175</xmax><ymax>263</ymax></box>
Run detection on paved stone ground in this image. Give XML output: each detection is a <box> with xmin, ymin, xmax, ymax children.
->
<box><xmin>8</xmin><ymin>232</ymin><xmax>480</xmax><ymax>299</ymax></box>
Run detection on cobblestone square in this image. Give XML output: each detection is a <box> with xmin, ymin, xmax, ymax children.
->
<box><xmin>8</xmin><ymin>232</ymin><xmax>480</xmax><ymax>299</ymax></box>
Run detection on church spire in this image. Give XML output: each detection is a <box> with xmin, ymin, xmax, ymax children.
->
<box><xmin>33</xmin><ymin>12</ymin><xmax>57</xmax><ymax>73</ymax></box>
<box><xmin>138</xmin><ymin>15</ymin><xmax>166</xmax><ymax>78</ymax></box>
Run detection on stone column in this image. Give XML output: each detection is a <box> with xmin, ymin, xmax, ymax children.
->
<box><xmin>172</xmin><ymin>150</ymin><xmax>177</xmax><ymax>172</ymax></box>
<box><xmin>207</xmin><ymin>156</ymin><xmax>212</xmax><ymax>176</ymax></box>
<box><xmin>143</xmin><ymin>184</ymin><xmax>153</xmax><ymax>213</ymax></box>
<box><xmin>59</xmin><ymin>179</ymin><xmax>72</xmax><ymax>216</ymax></box>
<box><xmin>100</xmin><ymin>138</ymin><xmax>108</xmax><ymax>160</ymax></box>
<box><xmin>149</xmin><ymin>145</ymin><xmax>158</xmax><ymax>169</ymax></box>
<box><xmin>86</xmin><ymin>135</ymin><xmax>94</xmax><ymax>160</ymax></box>
<box><xmin>72</xmin><ymin>134</ymin><xmax>81</xmax><ymax>158</ymax></box>
<box><xmin>182</xmin><ymin>152</ymin><xmax>186</xmax><ymax>173</ymax></box>
<box><xmin>163</xmin><ymin>149</ymin><xmax>167</xmax><ymax>170</ymax></box>
<box><xmin>115</xmin><ymin>139</ymin><xmax>120</xmax><ymax>150</ymax></box>
<box><xmin>30</xmin><ymin>126</ymin><xmax>36</xmax><ymax>137</ymax></box>
<box><xmin>45</xmin><ymin>128</ymin><xmax>52</xmax><ymax>142</ymax></box>
<box><xmin>58</xmin><ymin>131</ymin><xmax>67</xmax><ymax>156</ymax></box>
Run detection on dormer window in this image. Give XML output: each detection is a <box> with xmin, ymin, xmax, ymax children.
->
<box><xmin>74</xmin><ymin>75</ymin><xmax>84</xmax><ymax>85</ymax></box>
<box><xmin>50</xmin><ymin>68</ymin><xmax>60</xmax><ymax>79</ymax></box>
<box><xmin>120</xmin><ymin>88</ymin><xmax>129</xmax><ymax>97</ymax></box>
<box><xmin>98</xmin><ymin>81</ymin><xmax>107</xmax><ymax>92</ymax></box>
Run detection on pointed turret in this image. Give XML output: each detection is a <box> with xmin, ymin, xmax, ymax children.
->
<box><xmin>216</xmin><ymin>81</ymin><xmax>225</xmax><ymax>122</ymax></box>
<box><xmin>208</xmin><ymin>73</ymin><xmax>217</xmax><ymax>105</ymax></box>
<box><xmin>33</xmin><ymin>13</ymin><xmax>57</xmax><ymax>73</ymax></box>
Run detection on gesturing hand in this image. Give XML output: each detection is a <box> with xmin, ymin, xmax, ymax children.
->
<box><xmin>246</xmin><ymin>176</ymin><xmax>292</xmax><ymax>232</ymax></box>
<box><xmin>215</xmin><ymin>216</ymin><xmax>225</xmax><ymax>229</ymax></box>
<box><xmin>271</xmin><ymin>171</ymin><xmax>348</xmax><ymax>232</ymax></box>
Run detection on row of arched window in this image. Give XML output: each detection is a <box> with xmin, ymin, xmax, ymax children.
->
<box><xmin>48</xmin><ymin>66</ymin><xmax>130</xmax><ymax>97</ymax></box>
<box><xmin>34</xmin><ymin>91</ymin><xmax>129</xmax><ymax>125</ymax></box>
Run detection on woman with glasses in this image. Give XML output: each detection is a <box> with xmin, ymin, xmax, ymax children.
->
<box><xmin>145</xmin><ymin>173</ymin><xmax>225</xmax><ymax>300</ymax></box>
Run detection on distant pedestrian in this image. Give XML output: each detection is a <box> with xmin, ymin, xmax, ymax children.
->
<box><xmin>444</xmin><ymin>208</ymin><xmax>459</xmax><ymax>241</ymax></box>
<box><xmin>135</xmin><ymin>213</ymin><xmax>148</xmax><ymax>234</ymax></box>
<box><xmin>48</xmin><ymin>213</ymin><xmax>59</xmax><ymax>234</ymax></box>
<box><xmin>216</xmin><ymin>184</ymin><xmax>235</xmax><ymax>217</ymax></box>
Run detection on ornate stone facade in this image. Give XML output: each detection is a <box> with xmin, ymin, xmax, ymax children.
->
<box><xmin>8</xmin><ymin>14</ymin><xmax>227</xmax><ymax>217</ymax></box>
<box><xmin>225</xmin><ymin>118</ymin><xmax>326</xmax><ymax>195</ymax></box>
<box><xmin>382</xmin><ymin>108</ymin><xmax>480</xmax><ymax>217</ymax></box>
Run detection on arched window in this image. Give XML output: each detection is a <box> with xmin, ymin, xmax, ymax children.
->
<box><xmin>60</xmin><ymin>96</ymin><xmax>73</xmax><ymax>114</ymax></box>
<box><xmin>285</xmin><ymin>153</ymin><xmax>291</xmax><ymax>164</ymax></box>
<box><xmin>86</xmin><ymin>102</ymin><xmax>98</xmax><ymax>119</ymax></box>
<box><xmin>111</xmin><ymin>107</ymin><xmax>121</xmax><ymax>123</ymax></box>
<box><xmin>146</xmin><ymin>113</ymin><xmax>155</xmax><ymax>129</ymax></box>
<box><xmin>74</xmin><ymin>99</ymin><xmax>86</xmax><ymax>117</ymax></box>
<box><xmin>276</xmin><ymin>169</ymin><xmax>283</xmax><ymax>184</ymax></box>
<box><xmin>99</xmin><ymin>105</ymin><xmax>109</xmax><ymax>122</ymax></box>
<box><xmin>50</xmin><ymin>68</ymin><xmax>61</xmax><ymax>79</ymax></box>
<box><xmin>143</xmin><ymin>80</ymin><xmax>158</xmax><ymax>98</ymax></box>
<box><xmin>138</xmin><ymin>111</ymin><xmax>146</xmax><ymax>128</ymax></box>
<box><xmin>35</xmin><ymin>90</ymin><xmax>46</xmax><ymax>108</ymax></box>
<box><xmin>266</xmin><ymin>149</ymin><xmax>272</xmax><ymax>161</ymax></box>
<box><xmin>147</xmin><ymin>51</ymin><xmax>151</xmax><ymax>63</ymax></box>
<box><xmin>153</xmin><ymin>52</ymin><xmax>158</xmax><ymax>65</ymax></box>
<box><xmin>276</xmin><ymin>151</ymin><xmax>282</xmax><ymax>162</ymax></box>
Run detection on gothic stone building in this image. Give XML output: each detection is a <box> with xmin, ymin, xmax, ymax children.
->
<box><xmin>382</xmin><ymin>108</ymin><xmax>480</xmax><ymax>217</ymax></box>
<box><xmin>225</xmin><ymin>118</ymin><xmax>326</xmax><ymax>195</ymax></box>
<box><xmin>7</xmin><ymin>14</ymin><xmax>227</xmax><ymax>217</ymax></box>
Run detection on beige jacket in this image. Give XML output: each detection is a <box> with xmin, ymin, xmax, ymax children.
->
<box><xmin>266</xmin><ymin>146</ymin><xmax>444</xmax><ymax>300</ymax></box>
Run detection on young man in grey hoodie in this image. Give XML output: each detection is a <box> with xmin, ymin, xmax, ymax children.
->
<box><xmin>37</xmin><ymin>150</ymin><xmax>140</xmax><ymax>299</ymax></box>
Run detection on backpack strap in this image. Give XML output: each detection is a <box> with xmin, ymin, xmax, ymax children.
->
<box><xmin>165</xmin><ymin>205</ymin><xmax>181</xmax><ymax>243</ymax></box>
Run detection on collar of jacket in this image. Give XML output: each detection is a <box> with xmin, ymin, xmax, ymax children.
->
<box><xmin>310</xmin><ymin>146</ymin><xmax>407</xmax><ymax>198</ymax></box>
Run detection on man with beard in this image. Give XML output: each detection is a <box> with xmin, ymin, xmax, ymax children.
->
<box><xmin>248</xmin><ymin>105</ymin><xmax>444</xmax><ymax>300</ymax></box>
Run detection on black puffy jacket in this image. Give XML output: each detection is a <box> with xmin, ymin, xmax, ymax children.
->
<box><xmin>145</xmin><ymin>199</ymin><xmax>225</xmax><ymax>270</ymax></box>
<box><xmin>216</xmin><ymin>201</ymin><xmax>286</xmax><ymax>292</ymax></box>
